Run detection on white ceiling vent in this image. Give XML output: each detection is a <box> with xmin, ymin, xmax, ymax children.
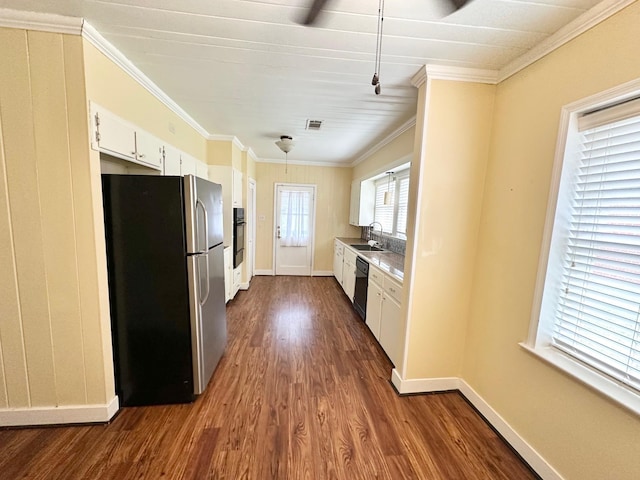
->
<box><xmin>306</xmin><ymin>119</ymin><xmax>323</xmax><ymax>131</ymax></box>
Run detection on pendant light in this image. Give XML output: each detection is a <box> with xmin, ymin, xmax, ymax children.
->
<box><xmin>383</xmin><ymin>171</ymin><xmax>393</xmax><ymax>205</ymax></box>
<box><xmin>371</xmin><ymin>0</ymin><xmax>385</xmax><ymax>95</ymax></box>
<box><xmin>275</xmin><ymin>135</ymin><xmax>295</xmax><ymax>174</ymax></box>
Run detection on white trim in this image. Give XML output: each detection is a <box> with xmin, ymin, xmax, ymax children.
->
<box><xmin>81</xmin><ymin>22</ymin><xmax>210</xmax><ymax>139</ymax></box>
<box><xmin>458</xmin><ymin>380</ymin><xmax>564</xmax><ymax>480</ymax></box>
<box><xmin>245</xmin><ymin>148</ymin><xmax>260</xmax><ymax>163</ymax></box>
<box><xmin>391</xmin><ymin>369</ymin><xmax>459</xmax><ymax>394</ymax></box>
<box><xmin>254</xmin><ymin>269</ymin><xmax>274</xmax><ymax>276</ymax></box>
<box><xmin>0</xmin><ymin>395</ymin><xmax>119</xmax><ymax>427</ymax></box>
<box><xmin>256</xmin><ymin>157</ymin><xmax>351</xmax><ymax>168</ymax></box>
<box><xmin>239</xmin><ymin>282</ymin><xmax>250</xmax><ymax>290</ymax></box>
<box><xmin>0</xmin><ymin>8</ymin><xmax>82</xmax><ymax>34</ymax></box>
<box><xmin>498</xmin><ymin>0</ymin><xmax>636</xmax><ymax>82</ymax></box>
<box><xmin>350</xmin><ymin>116</ymin><xmax>417</xmax><ymax>167</ymax></box>
<box><xmin>311</xmin><ymin>270</ymin><xmax>334</xmax><ymax>277</ymax></box>
<box><xmin>209</xmin><ymin>135</ymin><xmax>245</xmax><ymax>152</ymax></box>
<box><xmin>425</xmin><ymin>64</ymin><xmax>499</xmax><ymax>84</ymax></box>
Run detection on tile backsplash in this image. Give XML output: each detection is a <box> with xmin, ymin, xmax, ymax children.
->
<box><xmin>361</xmin><ymin>227</ymin><xmax>406</xmax><ymax>256</ymax></box>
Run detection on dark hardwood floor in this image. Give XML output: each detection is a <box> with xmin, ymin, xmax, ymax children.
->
<box><xmin>0</xmin><ymin>276</ymin><xmax>537</xmax><ymax>480</ymax></box>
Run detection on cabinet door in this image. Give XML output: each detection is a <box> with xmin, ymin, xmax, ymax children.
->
<box><xmin>366</xmin><ymin>280</ymin><xmax>382</xmax><ymax>339</ymax></box>
<box><xmin>333</xmin><ymin>242</ymin><xmax>344</xmax><ymax>284</ymax></box>
<box><xmin>134</xmin><ymin>130</ymin><xmax>163</xmax><ymax>169</ymax></box>
<box><xmin>224</xmin><ymin>248</ymin><xmax>232</xmax><ymax>302</ymax></box>
<box><xmin>181</xmin><ymin>154</ymin><xmax>197</xmax><ymax>177</ymax></box>
<box><xmin>93</xmin><ymin>108</ymin><xmax>136</xmax><ymax>161</ymax></box>
<box><xmin>342</xmin><ymin>249</ymin><xmax>357</xmax><ymax>300</ymax></box>
<box><xmin>163</xmin><ymin>144</ymin><xmax>181</xmax><ymax>176</ymax></box>
<box><xmin>380</xmin><ymin>295</ymin><xmax>402</xmax><ymax>367</ymax></box>
<box><xmin>233</xmin><ymin>266</ymin><xmax>241</xmax><ymax>297</ymax></box>
<box><xmin>232</xmin><ymin>169</ymin><xmax>243</xmax><ymax>207</ymax></box>
<box><xmin>349</xmin><ymin>180</ymin><xmax>360</xmax><ymax>225</ymax></box>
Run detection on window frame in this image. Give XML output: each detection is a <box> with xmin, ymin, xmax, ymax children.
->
<box><xmin>373</xmin><ymin>168</ymin><xmax>410</xmax><ymax>239</ymax></box>
<box><xmin>524</xmin><ymin>79</ymin><xmax>640</xmax><ymax>417</ymax></box>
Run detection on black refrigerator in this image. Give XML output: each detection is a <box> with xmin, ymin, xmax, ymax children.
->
<box><xmin>102</xmin><ymin>174</ymin><xmax>227</xmax><ymax>406</ymax></box>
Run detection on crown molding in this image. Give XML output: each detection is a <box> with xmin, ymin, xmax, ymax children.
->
<box><xmin>81</xmin><ymin>22</ymin><xmax>210</xmax><ymax>139</ymax></box>
<box><xmin>244</xmin><ymin>147</ymin><xmax>260</xmax><ymax>163</ymax></box>
<box><xmin>208</xmin><ymin>134</ymin><xmax>246</xmax><ymax>151</ymax></box>
<box><xmin>256</xmin><ymin>158</ymin><xmax>351</xmax><ymax>168</ymax></box>
<box><xmin>498</xmin><ymin>0</ymin><xmax>636</xmax><ymax>82</ymax></box>
<box><xmin>411</xmin><ymin>65</ymin><xmax>499</xmax><ymax>88</ymax></box>
<box><xmin>350</xmin><ymin>116</ymin><xmax>417</xmax><ymax>167</ymax></box>
<box><xmin>0</xmin><ymin>8</ymin><xmax>82</xmax><ymax>34</ymax></box>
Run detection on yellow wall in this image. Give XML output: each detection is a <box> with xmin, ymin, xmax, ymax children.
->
<box><xmin>83</xmin><ymin>41</ymin><xmax>207</xmax><ymax>162</ymax></box>
<box><xmin>255</xmin><ymin>163</ymin><xmax>359</xmax><ymax>272</ymax></box>
<box><xmin>352</xmin><ymin>128</ymin><xmax>414</xmax><ymax>181</ymax></box>
<box><xmin>0</xmin><ymin>29</ymin><xmax>114</xmax><ymax>409</ymax></box>
<box><xmin>403</xmin><ymin>79</ymin><xmax>495</xmax><ymax>379</ymax></box>
<box><xmin>461</xmin><ymin>3</ymin><xmax>640</xmax><ymax>479</ymax></box>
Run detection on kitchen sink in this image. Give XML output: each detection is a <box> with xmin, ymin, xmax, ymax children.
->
<box><xmin>350</xmin><ymin>244</ymin><xmax>385</xmax><ymax>252</ymax></box>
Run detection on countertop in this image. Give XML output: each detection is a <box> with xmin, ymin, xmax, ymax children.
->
<box><xmin>335</xmin><ymin>237</ymin><xmax>405</xmax><ymax>283</ymax></box>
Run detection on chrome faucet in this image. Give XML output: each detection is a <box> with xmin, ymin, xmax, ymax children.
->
<box><xmin>368</xmin><ymin>221</ymin><xmax>383</xmax><ymax>246</ymax></box>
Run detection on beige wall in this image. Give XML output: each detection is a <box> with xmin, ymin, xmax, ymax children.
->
<box><xmin>461</xmin><ymin>3</ymin><xmax>640</xmax><ymax>479</ymax></box>
<box><xmin>403</xmin><ymin>79</ymin><xmax>495</xmax><ymax>379</ymax></box>
<box><xmin>352</xmin><ymin>128</ymin><xmax>414</xmax><ymax>181</ymax></box>
<box><xmin>0</xmin><ymin>29</ymin><xmax>114</xmax><ymax>410</ymax></box>
<box><xmin>255</xmin><ymin>163</ymin><xmax>359</xmax><ymax>273</ymax></box>
<box><xmin>83</xmin><ymin>41</ymin><xmax>207</xmax><ymax>162</ymax></box>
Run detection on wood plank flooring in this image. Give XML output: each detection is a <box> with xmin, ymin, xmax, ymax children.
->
<box><xmin>0</xmin><ymin>276</ymin><xmax>537</xmax><ymax>479</ymax></box>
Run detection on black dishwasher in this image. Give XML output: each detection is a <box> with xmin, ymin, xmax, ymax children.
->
<box><xmin>354</xmin><ymin>256</ymin><xmax>369</xmax><ymax>320</ymax></box>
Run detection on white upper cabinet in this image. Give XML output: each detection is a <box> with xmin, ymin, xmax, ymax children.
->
<box><xmin>232</xmin><ymin>169</ymin><xmax>243</xmax><ymax>207</ymax></box>
<box><xmin>196</xmin><ymin>159</ymin><xmax>209</xmax><ymax>180</ymax></box>
<box><xmin>349</xmin><ymin>179</ymin><xmax>375</xmax><ymax>226</ymax></box>
<box><xmin>163</xmin><ymin>144</ymin><xmax>181</xmax><ymax>176</ymax></box>
<box><xmin>91</xmin><ymin>106</ymin><xmax>136</xmax><ymax>162</ymax></box>
<box><xmin>134</xmin><ymin>130</ymin><xmax>164</xmax><ymax>170</ymax></box>
<box><xmin>180</xmin><ymin>154</ymin><xmax>197</xmax><ymax>177</ymax></box>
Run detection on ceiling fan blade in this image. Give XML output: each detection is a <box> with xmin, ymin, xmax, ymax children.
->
<box><xmin>302</xmin><ymin>0</ymin><xmax>331</xmax><ymax>26</ymax></box>
<box><xmin>446</xmin><ymin>0</ymin><xmax>472</xmax><ymax>12</ymax></box>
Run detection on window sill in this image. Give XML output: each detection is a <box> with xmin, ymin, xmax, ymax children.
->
<box><xmin>519</xmin><ymin>342</ymin><xmax>640</xmax><ymax>418</ymax></box>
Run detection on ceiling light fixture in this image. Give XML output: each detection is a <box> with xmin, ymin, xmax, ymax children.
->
<box><xmin>371</xmin><ymin>0</ymin><xmax>385</xmax><ymax>95</ymax></box>
<box><xmin>383</xmin><ymin>171</ymin><xmax>394</xmax><ymax>205</ymax></box>
<box><xmin>275</xmin><ymin>135</ymin><xmax>295</xmax><ymax>174</ymax></box>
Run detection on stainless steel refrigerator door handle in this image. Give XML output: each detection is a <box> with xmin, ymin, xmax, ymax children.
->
<box><xmin>196</xmin><ymin>199</ymin><xmax>208</xmax><ymax>254</ymax></box>
<box><xmin>200</xmin><ymin>253</ymin><xmax>211</xmax><ymax>305</ymax></box>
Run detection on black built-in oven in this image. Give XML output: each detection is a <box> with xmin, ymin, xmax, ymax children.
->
<box><xmin>233</xmin><ymin>207</ymin><xmax>245</xmax><ymax>268</ymax></box>
<box><xmin>354</xmin><ymin>256</ymin><xmax>369</xmax><ymax>320</ymax></box>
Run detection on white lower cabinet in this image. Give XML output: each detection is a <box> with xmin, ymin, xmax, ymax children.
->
<box><xmin>233</xmin><ymin>266</ymin><xmax>241</xmax><ymax>298</ymax></box>
<box><xmin>342</xmin><ymin>248</ymin><xmax>357</xmax><ymax>301</ymax></box>
<box><xmin>333</xmin><ymin>240</ymin><xmax>344</xmax><ymax>285</ymax></box>
<box><xmin>365</xmin><ymin>279</ymin><xmax>382</xmax><ymax>339</ymax></box>
<box><xmin>366</xmin><ymin>263</ymin><xmax>403</xmax><ymax>367</ymax></box>
<box><xmin>224</xmin><ymin>247</ymin><xmax>232</xmax><ymax>302</ymax></box>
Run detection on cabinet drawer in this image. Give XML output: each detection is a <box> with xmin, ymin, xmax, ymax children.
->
<box><xmin>369</xmin><ymin>265</ymin><xmax>384</xmax><ymax>286</ymax></box>
<box><xmin>343</xmin><ymin>247</ymin><xmax>357</xmax><ymax>266</ymax></box>
<box><xmin>334</xmin><ymin>240</ymin><xmax>344</xmax><ymax>255</ymax></box>
<box><xmin>383</xmin><ymin>276</ymin><xmax>403</xmax><ymax>304</ymax></box>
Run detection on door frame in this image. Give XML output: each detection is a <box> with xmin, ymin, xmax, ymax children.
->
<box><xmin>272</xmin><ymin>183</ymin><xmax>317</xmax><ymax>276</ymax></box>
<box><xmin>248</xmin><ymin>178</ymin><xmax>256</xmax><ymax>282</ymax></box>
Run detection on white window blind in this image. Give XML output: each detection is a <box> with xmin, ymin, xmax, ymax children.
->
<box><xmin>374</xmin><ymin>179</ymin><xmax>395</xmax><ymax>234</ymax></box>
<box><xmin>397</xmin><ymin>176</ymin><xmax>410</xmax><ymax>237</ymax></box>
<box><xmin>552</xmin><ymin>112</ymin><xmax>640</xmax><ymax>391</ymax></box>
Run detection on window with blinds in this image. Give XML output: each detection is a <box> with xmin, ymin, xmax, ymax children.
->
<box><xmin>535</xmin><ymin>96</ymin><xmax>640</xmax><ymax>400</ymax></box>
<box><xmin>373</xmin><ymin>169</ymin><xmax>409</xmax><ymax>238</ymax></box>
<box><xmin>552</xmin><ymin>112</ymin><xmax>640</xmax><ymax>391</ymax></box>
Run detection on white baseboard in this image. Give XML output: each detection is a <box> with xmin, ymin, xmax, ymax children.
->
<box><xmin>391</xmin><ymin>371</ymin><xmax>562</xmax><ymax>479</ymax></box>
<box><xmin>391</xmin><ymin>369</ymin><xmax>459</xmax><ymax>394</ymax></box>
<box><xmin>254</xmin><ymin>269</ymin><xmax>274</xmax><ymax>276</ymax></box>
<box><xmin>239</xmin><ymin>282</ymin><xmax>250</xmax><ymax>290</ymax></box>
<box><xmin>0</xmin><ymin>395</ymin><xmax>119</xmax><ymax>427</ymax></box>
<box><xmin>312</xmin><ymin>270</ymin><xmax>333</xmax><ymax>277</ymax></box>
<box><xmin>458</xmin><ymin>380</ymin><xmax>564</xmax><ymax>480</ymax></box>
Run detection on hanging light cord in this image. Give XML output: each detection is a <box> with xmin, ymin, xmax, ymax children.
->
<box><xmin>377</xmin><ymin>0</ymin><xmax>385</xmax><ymax>82</ymax></box>
<box><xmin>374</xmin><ymin>0</ymin><xmax>383</xmax><ymax>77</ymax></box>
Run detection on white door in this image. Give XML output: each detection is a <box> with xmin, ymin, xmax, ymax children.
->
<box><xmin>247</xmin><ymin>179</ymin><xmax>256</xmax><ymax>282</ymax></box>
<box><xmin>274</xmin><ymin>184</ymin><xmax>315</xmax><ymax>276</ymax></box>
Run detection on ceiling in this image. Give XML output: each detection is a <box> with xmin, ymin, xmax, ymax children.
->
<box><xmin>0</xmin><ymin>0</ymin><xmax>606</xmax><ymax>165</ymax></box>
